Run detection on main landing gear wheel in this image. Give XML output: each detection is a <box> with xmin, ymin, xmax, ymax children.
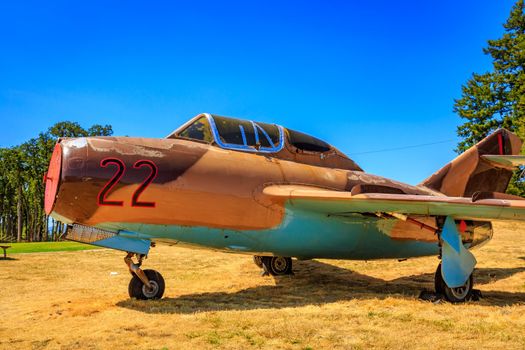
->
<box><xmin>253</xmin><ymin>255</ymin><xmax>263</xmax><ymax>269</ymax></box>
<box><xmin>434</xmin><ymin>263</ymin><xmax>473</xmax><ymax>303</ymax></box>
<box><xmin>261</xmin><ymin>256</ymin><xmax>293</xmax><ymax>276</ymax></box>
<box><xmin>128</xmin><ymin>269</ymin><xmax>165</xmax><ymax>300</ymax></box>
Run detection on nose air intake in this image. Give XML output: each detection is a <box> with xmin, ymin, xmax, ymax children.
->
<box><xmin>45</xmin><ymin>143</ymin><xmax>62</xmax><ymax>215</ymax></box>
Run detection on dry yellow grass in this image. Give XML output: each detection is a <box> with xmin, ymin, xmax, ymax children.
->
<box><xmin>2</xmin><ymin>221</ymin><xmax>525</xmax><ymax>350</ymax></box>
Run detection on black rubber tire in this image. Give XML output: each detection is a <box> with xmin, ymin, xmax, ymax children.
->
<box><xmin>434</xmin><ymin>264</ymin><xmax>445</xmax><ymax>295</ymax></box>
<box><xmin>435</xmin><ymin>263</ymin><xmax>473</xmax><ymax>303</ymax></box>
<box><xmin>253</xmin><ymin>255</ymin><xmax>263</xmax><ymax>268</ymax></box>
<box><xmin>261</xmin><ymin>256</ymin><xmax>292</xmax><ymax>276</ymax></box>
<box><xmin>128</xmin><ymin>269</ymin><xmax>165</xmax><ymax>300</ymax></box>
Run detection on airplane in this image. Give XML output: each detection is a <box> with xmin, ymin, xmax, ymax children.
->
<box><xmin>44</xmin><ymin>112</ymin><xmax>525</xmax><ymax>303</ymax></box>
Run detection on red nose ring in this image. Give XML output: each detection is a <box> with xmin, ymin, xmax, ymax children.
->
<box><xmin>44</xmin><ymin>143</ymin><xmax>62</xmax><ymax>214</ymax></box>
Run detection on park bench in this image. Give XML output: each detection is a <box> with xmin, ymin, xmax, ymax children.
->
<box><xmin>0</xmin><ymin>245</ymin><xmax>11</xmax><ymax>259</ymax></box>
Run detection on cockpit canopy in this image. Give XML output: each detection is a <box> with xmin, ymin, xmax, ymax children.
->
<box><xmin>167</xmin><ymin>113</ymin><xmax>362</xmax><ymax>171</ymax></box>
<box><xmin>169</xmin><ymin>113</ymin><xmax>330</xmax><ymax>153</ymax></box>
<box><xmin>169</xmin><ymin>114</ymin><xmax>284</xmax><ymax>153</ymax></box>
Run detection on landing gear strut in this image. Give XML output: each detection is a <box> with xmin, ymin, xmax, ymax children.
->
<box><xmin>125</xmin><ymin>252</ymin><xmax>165</xmax><ymax>300</ymax></box>
<box><xmin>253</xmin><ymin>255</ymin><xmax>263</xmax><ymax>269</ymax></box>
<box><xmin>254</xmin><ymin>255</ymin><xmax>293</xmax><ymax>276</ymax></box>
<box><xmin>434</xmin><ymin>263</ymin><xmax>473</xmax><ymax>303</ymax></box>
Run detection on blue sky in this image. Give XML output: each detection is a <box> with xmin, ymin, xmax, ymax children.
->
<box><xmin>0</xmin><ymin>0</ymin><xmax>517</xmax><ymax>184</ymax></box>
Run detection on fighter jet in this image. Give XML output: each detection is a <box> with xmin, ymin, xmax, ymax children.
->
<box><xmin>44</xmin><ymin>113</ymin><xmax>525</xmax><ymax>302</ymax></box>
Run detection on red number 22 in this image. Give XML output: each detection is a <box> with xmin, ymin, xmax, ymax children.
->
<box><xmin>98</xmin><ymin>158</ymin><xmax>157</xmax><ymax>207</ymax></box>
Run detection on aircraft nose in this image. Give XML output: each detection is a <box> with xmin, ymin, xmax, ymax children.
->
<box><xmin>44</xmin><ymin>138</ymin><xmax>89</xmax><ymax>216</ymax></box>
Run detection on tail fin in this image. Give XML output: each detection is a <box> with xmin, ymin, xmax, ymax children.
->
<box><xmin>420</xmin><ymin>129</ymin><xmax>522</xmax><ymax>197</ymax></box>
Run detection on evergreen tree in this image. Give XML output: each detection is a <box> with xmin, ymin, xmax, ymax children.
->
<box><xmin>454</xmin><ymin>0</ymin><xmax>525</xmax><ymax>195</ymax></box>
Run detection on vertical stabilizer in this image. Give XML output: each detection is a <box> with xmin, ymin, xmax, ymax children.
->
<box><xmin>420</xmin><ymin>129</ymin><xmax>522</xmax><ymax>197</ymax></box>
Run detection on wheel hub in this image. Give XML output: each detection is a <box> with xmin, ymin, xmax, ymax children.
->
<box><xmin>142</xmin><ymin>280</ymin><xmax>159</xmax><ymax>298</ymax></box>
<box><xmin>450</xmin><ymin>279</ymin><xmax>471</xmax><ymax>300</ymax></box>
<box><xmin>272</xmin><ymin>257</ymin><xmax>287</xmax><ymax>272</ymax></box>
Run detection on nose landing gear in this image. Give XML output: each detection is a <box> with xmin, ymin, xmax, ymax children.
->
<box><xmin>125</xmin><ymin>252</ymin><xmax>165</xmax><ymax>300</ymax></box>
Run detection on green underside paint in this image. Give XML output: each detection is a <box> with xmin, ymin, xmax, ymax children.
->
<box><xmin>95</xmin><ymin>205</ymin><xmax>440</xmax><ymax>260</ymax></box>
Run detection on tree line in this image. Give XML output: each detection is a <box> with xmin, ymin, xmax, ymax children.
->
<box><xmin>0</xmin><ymin>122</ymin><xmax>112</xmax><ymax>242</ymax></box>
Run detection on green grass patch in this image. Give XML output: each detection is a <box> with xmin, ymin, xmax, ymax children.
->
<box><xmin>3</xmin><ymin>241</ymin><xmax>99</xmax><ymax>254</ymax></box>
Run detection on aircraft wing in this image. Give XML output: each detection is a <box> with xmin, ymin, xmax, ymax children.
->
<box><xmin>263</xmin><ymin>185</ymin><xmax>525</xmax><ymax>221</ymax></box>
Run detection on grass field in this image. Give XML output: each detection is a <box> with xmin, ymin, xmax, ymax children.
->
<box><xmin>3</xmin><ymin>241</ymin><xmax>98</xmax><ymax>254</ymax></box>
<box><xmin>1</xmin><ymin>221</ymin><xmax>525</xmax><ymax>349</ymax></box>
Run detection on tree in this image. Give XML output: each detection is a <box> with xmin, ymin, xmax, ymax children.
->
<box><xmin>48</xmin><ymin>121</ymin><xmax>113</xmax><ymax>138</ymax></box>
<box><xmin>454</xmin><ymin>0</ymin><xmax>525</xmax><ymax>195</ymax></box>
<box><xmin>0</xmin><ymin>121</ymin><xmax>113</xmax><ymax>242</ymax></box>
<box><xmin>88</xmin><ymin>124</ymin><xmax>113</xmax><ymax>137</ymax></box>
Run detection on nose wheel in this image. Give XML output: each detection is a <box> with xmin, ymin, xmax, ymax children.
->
<box><xmin>125</xmin><ymin>252</ymin><xmax>165</xmax><ymax>300</ymax></box>
<box><xmin>128</xmin><ymin>269</ymin><xmax>165</xmax><ymax>300</ymax></box>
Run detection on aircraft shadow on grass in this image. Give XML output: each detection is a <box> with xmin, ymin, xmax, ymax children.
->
<box><xmin>116</xmin><ymin>260</ymin><xmax>525</xmax><ymax>314</ymax></box>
